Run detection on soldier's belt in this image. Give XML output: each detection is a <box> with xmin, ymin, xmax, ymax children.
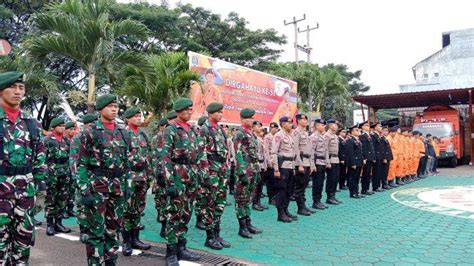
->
<box><xmin>171</xmin><ymin>157</ymin><xmax>195</xmax><ymax>165</ymax></box>
<box><xmin>0</xmin><ymin>165</ymin><xmax>33</xmax><ymax>176</ymax></box>
<box><xmin>278</xmin><ymin>156</ymin><xmax>296</xmax><ymax>161</ymax></box>
<box><xmin>315</xmin><ymin>156</ymin><xmax>326</xmax><ymax>160</ymax></box>
<box><xmin>300</xmin><ymin>153</ymin><xmax>311</xmax><ymax>159</ymax></box>
<box><xmin>208</xmin><ymin>154</ymin><xmax>226</xmax><ymax>163</ymax></box>
<box><xmin>91</xmin><ymin>167</ymin><xmax>126</xmax><ymax>178</ymax></box>
<box><xmin>49</xmin><ymin>158</ymin><xmax>68</xmax><ymax>164</ymax></box>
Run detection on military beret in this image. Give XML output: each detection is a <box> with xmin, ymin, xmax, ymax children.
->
<box><xmin>50</xmin><ymin>117</ymin><xmax>65</xmax><ymax>129</ymax></box>
<box><xmin>253</xmin><ymin>120</ymin><xmax>262</xmax><ymax>126</ymax></box>
<box><xmin>296</xmin><ymin>113</ymin><xmax>307</xmax><ymax>120</ymax></box>
<box><xmin>279</xmin><ymin>116</ymin><xmax>292</xmax><ymax>123</ymax></box>
<box><xmin>173</xmin><ymin>97</ymin><xmax>193</xmax><ymax>112</ymax></box>
<box><xmin>197</xmin><ymin>116</ymin><xmax>208</xmax><ymax>126</ymax></box>
<box><xmin>123</xmin><ymin>107</ymin><xmax>140</xmax><ymax>119</ymax></box>
<box><xmin>240</xmin><ymin>108</ymin><xmax>255</xmax><ymax>119</ymax></box>
<box><xmin>206</xmin><ymin>102</ymin><xmax>223</xmax><ymax>114</ymax></box>
<box><xmin>269</xmin><ymin>122</ymin><xmax>279</xmax><ymax>128</ymax></box>
<box><xmin>314</xmin><ymin>119</ymin><xmax>326</xmax><ymax>125</ymax></box>
<box><xmin>82</xmin><ymin>113</ymin><xmax>98</xmax><ymax>124</ymax></box>
<box><xmin>65</xmin><ymin>121</ymin><xmax>76</xmax><ymax>129</ymax></box>
<box><xmin>96</xmin><ymin>94</ymin><xmax>117</xmax><ymax>110</ymax></box>
<box><xmin>159</xmin><ymin>118</ymin><xmax>168</xmax><ymax>126</ymax></box>
<box><xmin>326</xmin><ymin>118</ymin><xmax>336</xmax><ymax>124</ymax></box>
<box><xmin>0</xmin><ymin>71</ymin><xmax>24</xmax><ymax>91</ymax></box>
<box><xmin>166</xmin><ymin>111</ymin><xmax>177</xmax><ymax>120</ymax></box>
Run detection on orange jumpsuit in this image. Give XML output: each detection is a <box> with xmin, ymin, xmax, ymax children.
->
<box><xmin>398</xmin><ymin>134</ymin><xmax>408</xmax><ymax>177</ymax></box>
<box><xmin>408</xmin><ymin>137</ymin><xmax>417</xmax><ymax>175</ymax></box>
<box><xmin>387</xmin><ymin>135</ymin><xmax>399</xmax><ymax>181</ymax></box>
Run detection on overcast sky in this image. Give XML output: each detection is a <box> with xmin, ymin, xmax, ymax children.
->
<box><xmin>119</xmin><ymin>0</ymin><xmax>473</xmax><ymax>95</ymax></box>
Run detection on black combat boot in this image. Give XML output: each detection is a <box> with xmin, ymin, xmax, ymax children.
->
<box><xmin>238</xmin><ymin>218</ymin><xmax>252</xmax><ymax>238</ymax></box>
<box><xmin>195</xmin><ymin>214</ymin><xmax>205</xmax><ymax>230</ymax></box>
<box><xmin>204</xmin><ymin>229</ymin><xmax>223</xmax><ymax>250</ymax></box>
<box><xmin>104</xmin><ymin>259</ymin><xmax>116</xmax><ymax>266</ymax></box>
<box><xmin>245</xmin><ymin>216</ymin><xmax>263</xmax><ymax>234</ymax></box>
<box><xmin>121</xmin><ymin>231</ymin><xmax>133</xmax><ymax>256</ymax></box>
<box><xmin>252</xmin><ymin>202</ymin><xmax>264</xmax><ymax>211</ymax></box>
<box><xmin>214</xmin><ymin>223</ymin><xmax>231</xmax><ymax>248</ymax></box>
<box><xmin>326</xmin><ymin>194</ymin><xmax>340</xmax><ymax>205</ymax></box>
<box><xmin>131</xmin><ymin>229</ymin><xmax>151</xmax><ymax>250</ymax></box>
<box><xmin>277</xmin><ymin>208</ymin><xmax>292</xmax><ymax>223</ymax></box>
<box><xmin>67</xmin><ymin>203</ymin><xmax>77</xmax><ymax>217</ymax></box>
<box><xmin>160</xmin><ymin>220</ymin><xmax>166</xmax><ymax>238</ymax></box>
<box><xmin>177</xmin><ymin>239</ymin><xmax>200</xmax><ymax>261</ymax></box>
<box><xmin>284</xmin><ymin>207</ymin><xmax>298</xmax><ymax>221</ymax></box>
<box><xmin>305</xmin><ymin>206</ymin><xmax>317</xmax><ymax>214</ymax></box>
<box><xmin>312</xmin><ymin>201</ymin><xmax>326</xmax><ymax>210</ymax></box>
<box><xmin>46</xmin><ymin>217</ymin><xmax>56</xmax><ymax>236</ymax></box>
<box><xmin>297</xmin><ymin>202</ymin><xmax>311</xmax><ymax>216</ymax></box>
<box><xmin>54</xmin><ymin>217</ymin><xmax>71</xmax><ymax>233</ymax></box>
<box><xmin>166</xmin><ymin>244</ymin><xmax>179</xmax><ymax>266</ymax></box>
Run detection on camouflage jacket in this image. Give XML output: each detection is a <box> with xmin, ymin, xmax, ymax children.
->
<box><xmin>0</xmin><ymin>107</ymin><xmax>46</xmax><ymax>197</ymax></box>
<box><xmin>44</xmin><ymin>134</ymin><xmax>70</xmax><ymax>177</ymax></box>
<box><xmin>69</xmin><ymin>134</ymin><xmax>81</xmax><ymax>180</ymax></box>
<box><xmin>199</xmin><ymin>119</ymin><xmax>228</xmax><ymax>173</ymax></box>
<box><xmin>77</xmin><ymin>120</ymin><xmax>131</xmax><ymax>195</ymax></box>
<box><xmin>151</xmin><ymin>130</ymin><xmax>166</xmax><ymax>178</ymax></box>
<box><xmin>233</xmin><ymin>126</ymin><xmax>259</xmax><ymax>176</ymax></box>
<box><xmin>126</xmin><ymin>126</ymin><xmax>152</xmax><ymax>181</ymax></box>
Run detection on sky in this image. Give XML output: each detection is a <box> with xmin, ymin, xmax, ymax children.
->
<box><xmin>118</xmin><ymin>0</ymin><xmax>473</xmax><ymax>95</ymax></box>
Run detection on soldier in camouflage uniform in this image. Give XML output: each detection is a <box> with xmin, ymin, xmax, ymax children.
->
<box><xmin>198</xmin><ymin>103</ymin><xmax>231</xmax><ymax>250</ymax></box>
<box><xmin>160</xmin><ymin>98</ymin><xmax>202</xmax><ymax>266</ymax></box>
<box><xmin>0</xmin><ymin>71</ymin><xmax>46</xmax><ymax>265</ymax></box>
<box><xmin>233</xmin><ymin>108</ymin><xmax>262</xmax><ymax>239</ymax></box>
<box><xmin>121</xmin><ymin>107</ymin><xmax>152</xmax><ymax>256</ymax></box>
<box><xmin>44</xmin><ymin>117</ymin><xmax>72</xmax><ymax>236</ymax></box>
<box><xmin>193</xmin><ymin>115</ymin><xmax>207</xmax><ymax>231</ymax></box>
<box><xmin>63</xmin><ymin>121</ymin><xmax>78</xmax><ymax>219</ymax></box>
<box><xmin>77</xmin><ymin>94</ymin><xmax>131</xmax><ymax>265</ymax></box>
<box><xmin>70</xmin><ymin>113</ymin><xmax>98</xmax><ymax>244</ymax></box>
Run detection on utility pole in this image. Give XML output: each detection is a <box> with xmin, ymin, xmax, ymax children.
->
<box><xmin>284</xmin><ymin>14</ymin><xmax>306</xmax><ymax>64</ymax></box>
<box><xmin>298</xmin><ymin>23</ymin><xmax>319</xmax><ymax>62</ymax></box>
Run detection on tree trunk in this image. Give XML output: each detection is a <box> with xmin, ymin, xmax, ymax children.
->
<box><xmin>87</xmin><ymin>71</ymin><xmax>96</xmax><ymax>112</ymax></box>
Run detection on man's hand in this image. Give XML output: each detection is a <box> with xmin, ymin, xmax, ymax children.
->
<box><xmin>383</xmin><ymin>159</ymin><xmax>387</xmax><ymax>164</ymax></box>
<box><xmin>341</xmin><ymin>161</ymin><xmax>345</xmax><ymax>165</ymax></box>
<box><xmin>363</xmin><ymin>159</ymin><xmax>367</xmax><ymax>165</ymax></box>
<box><xmin>352</xmin><ymin>165</ymin><xmax>356</xmax><ymax>170</ymax></box>
<box><xmin>298</xmin><ymin>166</ymin><xmax>304</xmax><ymax>173</ymax></box>
<box><xmin>310</xmin><ymin>166</ymin><xmax>316</xmax><ymax>173</ymax></box>
<box><xmin>274</xmin><ymin>170</ymin><xmax>281</xmax><ymax>178</ymax></box>
<box><xmin>326</xmin><ymin>163</ymin><xmax>331</xmax><ymax>169</ymax></box>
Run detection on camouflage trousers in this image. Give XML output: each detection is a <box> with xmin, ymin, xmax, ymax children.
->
<box><xmin>198</xmin><ymin>169</ymin><xmax>228</xmax><ymax>230</ymax></box>
<box><xmin>123</xmin><ymin>178</ymin><xmax>147</xmax><ymax>231</ymax></box>
<box><xmin>66</xmin><ymin>176</ymin><xmax>77</xmax><ymax>207</ymax></box>
<box><xmin>32</xmin><ymin>189</ymin><xmax>46</xmax><ymax>217</ymax></box>
<box><xmin>234</xmin><ymin>170</ymin><xmax>259</xmax><ymax>219</ymax></box>
<box><xmin>45</xmin><ymin>174</ymin><xmax>69</xmax><ymax>219</ymax></box>
<box><xmin>0</xmin><ymin>176</ymin><xmax>36</xmax><ymax>265</ymax></box>
<box><xmin>152</xmin><ymin>176</ymin><xmax>166</xmax><ymax>223</ymax></box>
<box><xmin>82</xmin><ymin>179</ymin><xmax>126</xmax><ymax>265</ymax></box>
<box><xmin>164</xmin><ymin>165</ymin><xmax>198</xmax><ymax>245</ymax></box>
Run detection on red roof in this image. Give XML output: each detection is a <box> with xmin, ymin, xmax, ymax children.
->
<box><xmin>352</xmin><ymin>88</ymin><xmax>473</xmax><ymax>110</ymax></box>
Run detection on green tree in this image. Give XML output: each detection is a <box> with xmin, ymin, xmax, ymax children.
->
<box><xmin>25</xmin><ymin>0</ymin><xmax>149</xmax><ymax>111</ymax></box>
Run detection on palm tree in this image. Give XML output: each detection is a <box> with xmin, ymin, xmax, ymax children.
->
<box><xmin>25</xmin><ymin>0</ymin><xmax>148</xmax><ymax>111</ymax></box>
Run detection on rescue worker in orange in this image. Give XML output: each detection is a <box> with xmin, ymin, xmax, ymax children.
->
<box><xmin>386</xmin><ymin>126</ymin><xmax>400</xmax><ymax>188</ymax></box>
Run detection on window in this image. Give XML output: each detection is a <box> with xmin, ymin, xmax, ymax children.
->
<box><xmin>423</xmin><ymin>73</ymin><xmax>428</xmax><ymax>78</ymax></box>
<box><xmin>434</xmin><ymin>73</ymin><xmax>439</xmax><ymax>77</ymax></box>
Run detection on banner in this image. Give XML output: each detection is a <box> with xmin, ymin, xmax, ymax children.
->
<box><xmin>188</xmin><ymin>51</ymin><xmax>298</xmax><ymax>125</ymax></box>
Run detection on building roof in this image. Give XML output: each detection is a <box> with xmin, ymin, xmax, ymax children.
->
<box><xmin>352</xmin><ymin>88</ymin><xmax>473</xmax><ymax>110</ymax></box>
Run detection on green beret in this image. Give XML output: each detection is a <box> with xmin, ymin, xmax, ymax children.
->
<box><xmin>123</xmin><ymin>107</ymin><xmax>140</xmax><ymax>119</ymax></box>
<box><xmin>96</xmin><ymin>94</ymin><xmax>117</xmax><ymax>110</ymax></box>
<box><xmin>50</xmin><ymin>117</ymin><xmax>65</xmax><ymax>129</ymax></box>
<box><xmin>206</xmin><ymin>102</ymin><xmax>224</xmax><ymax>114</ymax></box>
<box><xmin>197</xmin><ymin>116</ymin><xmax>208</xmax><ymax>126</ymax></box>
<box><xmin>65</xmin><ymin>121</ymin><xmax>76</xmax><ymax>129</ymax></box>
<box><xmin>166</xmin><ymin>111</ymin><xmax>177</xmax><ymax>120</ymax></box>
<box><xmin>173</xmin><ymin>97</ymin><xmax>193</xmax><ymax>112</ymax></box>
<box><xmin>82</xmin><ymin>113</ymin><xmax>98</xmax><ymax>124</ymax></box>
<box><xmin>0</xmin><ymin>71</ymin><xmax>24</xmax><ymax>90</ymax></box>
<box><xmin>240</xmin><ymin>108</ymin><xmax>255</xmax><ymax>119</ymax></box>
<box><xmin>159</xmin><ymin>118</ymin><xmax>168</xmax><ymax>126</ymax></box>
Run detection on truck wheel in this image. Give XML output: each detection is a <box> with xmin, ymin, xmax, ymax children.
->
<box><xmin>450</xmin><ymin>157</ymin><xmax>457</xmax><ymax>168</ymax></box>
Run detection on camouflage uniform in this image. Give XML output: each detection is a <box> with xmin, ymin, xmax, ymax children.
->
<box><xmin>64</xmin><ymin>135</ymin><xmax>77</xmax><ymax>217</ymax></box>
<box><xmin>0</xmin><ymin>108</ymin><xmax>46</xmax><ymax>264</ymax></box>
<box><xmin>151</xmin><ymin>130</ymin><xmax>166</xmax><ymax>226</ymax></box>
<box><xmin>77</xmin><ymin>120</ymin><xmax>130</xmax><ymax>265</ymax></box>
<box><xmin>70</xmin><ymin>131</ymin><xmax>87</xmax><ymax>234</ymax></box>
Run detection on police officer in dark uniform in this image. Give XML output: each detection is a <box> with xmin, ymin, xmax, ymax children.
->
<box><xmin>380</xmin><ymin>126</ymin><xmax>392</xmax><ymax>190</ymax></box>
<box><xmin>345</xmin><ymin>125</ymin><xmax>365</xmax><ymax>199</ymax></box>
<box><xmin>370</xmin><ymin>122</ymin><xmax>384</xmax><ymax>192</ymax></box>
<box><xmin>337</xmin><ymin>128</ymin><xmax>348</xmax><ymax>190</ymax></box>
<box><xmin>358</xmin><ymin>121</ymin><xmax>375</xmax><ymax>195</ymax></box>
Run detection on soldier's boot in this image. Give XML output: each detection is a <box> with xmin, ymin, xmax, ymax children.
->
<box><xmin>166</xmin><ymin>244</ymin><xmax>179</xmax><ymax>266</ymax></box>
<box><xmin>55</xmin><ymin>217</ymin><xmax>71</xmax><ymax>233</ymax></box>
<box><xmin>252</xmin><ymin>202</ymin><xmax>264</xmax><ymax>211</ymax></box>
<box><xmin>297</xmin><ymin>202</ymin><xmax>311</xmax><ymax>216</ymax></box>
<box><xmin>305</xmin><ymin>205</ymin><xmax>317</xmax><ymax>214</ymax></box>
<box><xmin>245</xmin><ymin>216</ymin><xmax>263</xmax><ymax>234</ymax></box>
<box><xmin>312</xmin><ymin>201</ymin><xmax>326</xmax><ymax>210</ymax></box>
<box><xmin>326</xmin><ymin>197</ymin><xmax>340</xmax><ymax>205</ymax></box>
<box><xmin>214</xmin><ymin>223</ymin><xmax>231</xmax><ymax>248</ymax></box>
<box><xmin>131</xmin><ymin>229</ymin><xmax>151</xmax><ymax>250</ymax></box>
<box><xmin>205</xmin><ymin>229</ymin><xmax>223</xmax><ymax>250</ymax></box>
<box><xmin>284</xmin><ymin>208</ymin><xmax>298</xmax><ymax>221</ymax></box>
<box><xmin>177</xmin><ymin>239</ymin><xmax>200</xmax><ymax>261</ymax></box>
<box><xmin>277</xmin><ymin>208</ymin><xmax>292</xmax><ymax>223</ymax></box>
<box><xmin>46</xmin><ymin>217</ymin><xmax>56</xmax><ymax>236</ymax></box>
<box><xmin>237</xmin><ymin>218</ymin><xmax>252</xmax><ymax>238</ymax></box>
<box><xmin>160</xmin><ymin>220</ymin><xmax>166</xmax><ymax>238</ymax></box>
<box><xmin>67</xmin><ymin>203</ymin><xmax>77</xmax><ymax>217</ymax></box>
<box><xmin>334</xmin><ymin>197</ymin><xmax>343</xmax><ymax>204</ymax></box>
<box><xmin>195</xmin><ymin>214</ymin><xmax>205</xmax><ymax>230</ymax></box>
<box><xmin>104</xmin><ymin>259</ymin><xmax>117</xmax><ymax>266</ymax></box>
<box><xmin>121</xmin><ymin>231</ymin><xmax>133</xmax><ymax>257</ymax></box>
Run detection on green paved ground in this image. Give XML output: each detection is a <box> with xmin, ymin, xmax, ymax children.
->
<box><xmin>58</xmin><ymin>171</ymin><xmax>474</xmax><ymax>265</ymax></box>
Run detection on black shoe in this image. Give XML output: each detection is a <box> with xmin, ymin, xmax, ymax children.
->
<box><xmin>305</xmin><ymin>206</ymin><xmax>317</xmax><ymax>214</ymax></box>
<box><xmin>160</xmin><ymin>221</ymin><xmax>166</xmax><ymax>238</ymax></box>
<box><xmin>214</xmin><ymin>223</ymin><xmax>231</xmax><ymax>248</ymax></box>
<box><xmin>326</xmin><ymin>198</ymin><xmax>340</xmax><ymax>205</ymax></box>
<box><xmin>361</xmin><ymin>191</ymin><xmax>375</xmax><ymax>195</ymax></box>
<box><xmin>297</xmin><ymin>207</ymin><xmax>311</xmax><ymax>216</ymax></box>
<box><xmin>252</xmin><ymin>203</ymin><xmax>264</xmax><ymax>211</ymax></box>
<box><xmin>104</xmin><ymin>259</ymin><xmax>116</xmax><ymax>266</ymax></box>
<box><xmin>166</xmin><ymin>244</ymin><xmax>179</xmax><ymax>266</ymax></box>
<box><xmin>389</xmin><ymin>182</ymin><xmax>399</xmax><ymax>188</ymax></box>
<box><xmin>350</xmin><ymin>194</ymin><xmax>362</xmax><ymax>199</ymax></box>
<box><xmin>245</xmin><ymin>217</ymin><xmax>262</xmax><ymax>234</ymax></box>
<box><xmin>54</xmin><ymin>218</ymin><xmax>71</xmax><ymax>233</ymax></box>
<box><xmin>35</xmin><ymin>220</ymin><xmax>42</xmax><ymax>226</ymax></box>
<box><xmin>121</xmin><ymin>231</ymin><xmax>133</xmax><ymax>256</ymax></box>
<box><xmin>312</xmin><ymin>202</ymin><xmax>326</xmax><ymax>210</ymax></box>
<box><xmin>277</xmin><ymin>209</ymin><xmax>292</xmax><ymax>222</ymax></box>
<box><xmin>357</xmin><ymin>193</ymin><xmax>366</xmax><ymax>198</ymax></box>
<box><xmin>67</xmin><ymin>204</ymin><xmax>77</xmax><ymax>217</ymax></box>
<box><xmin>284</xmin><ymin>208</ymin><xmax>298</xmax><ymax>220</ymax></box>
<box><xmin>177</xmin><ymin>239</ymin><xmax>200</xmax><ymax>261</ymax></box>
<box><xmin>136</xmin><ymin>224</ymin><xmax>145</xmax><ymax>231</ymax></box>
<box><xmin>205</xmin><ymin>230</ymin><xmax>223</xmax><ymax>250</ymax></box>
<box><xmin>131</xmin><ymin>229</ymin><xmax>151</xmax><ymax>250</ymax></box>
<box><xmin>238</xmin><ymin>218</ymin><xmax>252</xmax><ymax>238</ymax></box>
<box><xmin>335</xmin><ymin>198</ymin><xmax>343</xmax><ymax>204</ymax></box>
<box><xmin>375</xmin><ymin>188</ymin><xmax>384</xmax><ymax>192</ymax></box>
<box><xmin>340</xmin><ymin>186</ymin><xmax>349</xmax><ymax>190</ymax></box>
<box><xmin>46</xmin><ymin>217</ymin><xmax>56</xmax><ymax>236</ymax></box>
<box><xmin>195</xmin><ymin>216</ymin><xmax>205</xmax><ymax>230</ymax></box>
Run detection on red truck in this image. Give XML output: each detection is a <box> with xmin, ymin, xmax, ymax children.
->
<box><xmin>412</xmin><ymin>105</ymin><xmax>464</xmax><ymax>167</ymax></box>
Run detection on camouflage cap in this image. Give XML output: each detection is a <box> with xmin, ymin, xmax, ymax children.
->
<box><xmin>123</xmin><ymin>107</ymin><xmax>140</xmax><ymax>119</ymax></box>
<box><xmin>96</xmin><ymin>94</ymin><xmax>117</xmax><ymax>110</ymax></box>
<box><xmin>50</xmin><ymin>117</ymin><xmax>65</xmax><ymax>129</ymax></box>
<box><xmin>173</xmin><ymin>97</ymin><xmax>193</xmax><ymax>112</ymax></box>
<box><xmin>0</xmin><ymin>71</ymin><xmax>24</xmax><ymax>90</ymax></box>
<box><xmin>65</xmin><ymin>121</ymin><xmax>76</xmax><ymax>129</ymax></box>
<box><xmin>166</xmin><ymin>110</ymin><xmax>177</xmax><ymax>120</ymax></box>
<box><xmin>197</xmin><ymin>116</ymin><xmax>208</xmax><ymax>126</ymax></box>
<box><xmin>240</xmin><ymin>108</ymin><xmax>255</xmax><ymax>119</ymax></box>
<box><xmin>82</xmin><ymin>113</ymin><xmax>98</xmax><ymax>124</ymax></box>
<box><xmin>206</xmin><ymin>102</ymin><xmax>223</xmax><ymax>114</ymax></box>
